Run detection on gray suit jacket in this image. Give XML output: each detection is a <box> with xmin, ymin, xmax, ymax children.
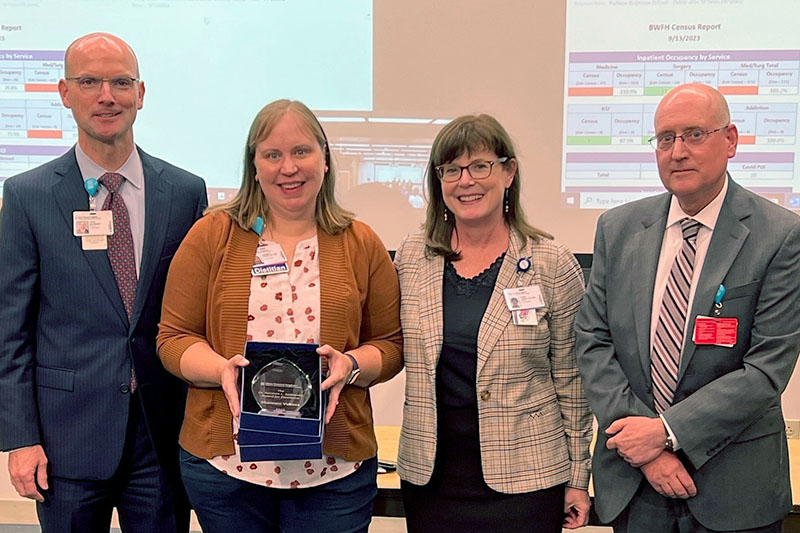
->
<box><xmin>576</xmin><ymin>178</ymin><xmax>800</xmax><ymax>530</ymax></box>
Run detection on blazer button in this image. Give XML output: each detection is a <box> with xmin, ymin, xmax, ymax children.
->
<box><xmin>480</xmin><ymin>390</ymin><xmax>491</xmax><ymax>401</ymax></box>
<box><xmin>120</xmin><ymin>383</ymin><xmax>130</xmax><ymax>394</ymax></box>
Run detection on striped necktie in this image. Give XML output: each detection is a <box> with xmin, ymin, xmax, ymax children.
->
<box><xmin>651</xmin><ymin>217</ymin><xmax>702</xmax><ymax>413</ymax></box>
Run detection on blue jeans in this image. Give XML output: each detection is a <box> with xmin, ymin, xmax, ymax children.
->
<box><xmin>179</xmin><ymin>448</ymin><xmax>377</xmax><ymax>533</ymax></box>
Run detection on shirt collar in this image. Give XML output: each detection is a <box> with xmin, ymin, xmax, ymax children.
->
<box><xmin>666</xmin><ymin>174</ymin><xmax>729</xmax><ymax>232</ymax></box>
<box><xmin>75</xmin><ymin>143</ymin><xmax>143</xmax><ymax>190</ymax></box>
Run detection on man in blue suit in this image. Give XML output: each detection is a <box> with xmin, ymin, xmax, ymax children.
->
<box><xmin>0</xmin><ymin>33</ymin><xmax>207</xmax><ymax>531</ymax></box>
<box><xmin>576</xmin><ymin>83</ymin><xmax>800</xmax><ymax>531</ymax></box>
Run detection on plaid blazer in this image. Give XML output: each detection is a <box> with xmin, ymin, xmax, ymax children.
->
<box><xmin>395</xmin><ymin>229</ymin><xmax>592</xmax><ymax>494</ymax></box>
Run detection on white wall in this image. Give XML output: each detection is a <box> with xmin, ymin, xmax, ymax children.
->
<box><xmin>371</xmin><ymin>370</ymin><xmax>405</xmax><ymax>427</ymax></box>
<box><xmin>0</xmin><ymin>455</ymin><xmax>22</xmax><ymax>502</ymax></box>
<box><xmin>783</xmin><ymin>365</ymin><xmax>800</xmax><ymax>419</ymax></box>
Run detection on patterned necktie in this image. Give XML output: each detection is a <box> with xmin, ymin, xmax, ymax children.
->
<box><xmin>651</xmin><ymin>217</ymin><xmax>702</xmax><ymax>413</ymax></box>
<box><xmin>99</xmin><ymin>172</ymin><xmax>138</xmax><ymax>391</ymax></box>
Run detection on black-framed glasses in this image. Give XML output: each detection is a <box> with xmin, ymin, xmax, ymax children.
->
<box><xmin>648</xmin><ymin>125</ymin><xmax>729</xmax><ymax>151</ymax></box>
<box><xmin>65</xmin><ymin>76</ymin><xmax>140</xmax><ymax>95</ymax></box>
<box><xmin>435</xmin><ymin>157</ymin><xmax>509</xmax><ymax>182</ymax></box>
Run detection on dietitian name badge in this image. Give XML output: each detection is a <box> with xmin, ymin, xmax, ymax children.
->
<box><xmin>251</xmin><ymin>241</ymin><xmax>289</xmax><ymax>276</ymax></box>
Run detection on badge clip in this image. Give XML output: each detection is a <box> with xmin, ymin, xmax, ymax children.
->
<box><xmin>713</xmin><ymin>284</ymin><xmax>725</xmax><ymax>316</ymax></box>
<box><xmin>84</xmin><ymin>177</ymin><xmax>99</xmax><ymax>211</ymax></box>
<box><xmin>252</xmin><ymin>216</ymin><xmax>265</xmax><ymax>236</ymax></box>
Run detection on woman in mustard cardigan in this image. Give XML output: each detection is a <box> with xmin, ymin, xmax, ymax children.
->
<box><xmin>157</xmin><ymin>99</ymin><xmax>402</xmax><ymax>533</ymax></box>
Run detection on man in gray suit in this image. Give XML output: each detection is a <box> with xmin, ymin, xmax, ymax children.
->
<box><xmin>576</xmin><ymin>83</ymin><xmax>800</xmax><ymax>532</ymax></box>
<box><xmin>0</xmin><ymin>33</ymin><xmax>206</xmax><ymax>531</ymax></box>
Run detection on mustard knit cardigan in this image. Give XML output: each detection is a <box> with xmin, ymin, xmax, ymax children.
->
<box><xmin>157</xmin><ymin>212</ymin><xmax>403</xmax><ymax>461</ymax></box>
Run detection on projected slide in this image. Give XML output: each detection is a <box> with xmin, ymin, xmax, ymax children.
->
<box><xmin>0</xmin><ymin>0</ymin><xmax>373</xmax><ymax>202</ymax></box>
<box><xmin>563</xmin><ymin>0</ymin><xmax>800</xmax><ymax>210</ymax></box>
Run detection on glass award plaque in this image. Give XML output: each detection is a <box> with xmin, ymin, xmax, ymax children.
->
<box><xmin>238</xmin><ymin>341</ymin><xmax>325</xmax><ymax>459</ymax></box>
<box><xmin>251</xmin><ymin>358</ymin><xmax>313</xmax><ymax>415</ymax></box>
<box><xmin>240</xmin><ymin>342</ymin><xmax>322</xmax><ymax>426</ymax></box>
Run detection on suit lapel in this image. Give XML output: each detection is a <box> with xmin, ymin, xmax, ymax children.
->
<box><xmin>476</xmin><ymin>230</ymin><xmax>529</xmax><ymax>376</ymax></box>
<box><xmin>52</xmin><ymin>149</ymin><xmax>128</xmax><ymax>326</ymax></box>
<box><xmin>131</xmin><ymin>149</ymin><xmax>171</xmax><ymax>328</ymax></box>
<box><xmin>418</xmin><ymin>247</ymin><xmax>444</xmax><ymax>371</ymax></box>
<box><xmin>678</xmin><ymin>180</ymin><xmax>750</xmax><ymax>381</ymax></box>
<box><xmin>632</xmin><ymin>200</ymin><xmax>669</xmax><ymax>385</ymax></box>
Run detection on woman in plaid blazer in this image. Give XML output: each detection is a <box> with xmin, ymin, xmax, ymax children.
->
<box><xmin>395</xmin><ymin>114</ymin><xmax>592</xmax><ymax>532</ymax></box>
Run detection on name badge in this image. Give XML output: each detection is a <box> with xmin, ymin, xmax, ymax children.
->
<box><xmin>693</xmin><ymin>315</ymin><xmax>738</xmax><ymax>347</ymax></box>
<box><xmin>252</xmin><ymin>241</ymin><xmax>289</xmax><ymax>276</ymax></box>
<box><xmin>81</xmin><ymin>235</ymin><xmax>108</xmax><ymax>250</ymax></box>
<box><xmin>73</xmin><ymin>210</ymin><xmax>114</xmax><ymax>236</ymax></box>
<box><xmin>503</xmin><ymin>285</ymin><xmax>545</xmax><ymax>311</ymax></box>
<box><xmin>513</xmin><ymin>308</ymin><xmax>539</xmax><ymax>326</ymax></box>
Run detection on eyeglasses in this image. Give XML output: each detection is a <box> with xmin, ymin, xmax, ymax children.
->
<box><xmin>65</xmin><ymin>76</ymin><xmax>140</xmax><ymax>95</ymax></box>
<box><xmin>435</xmin><ymin>157</ymin><xmax>509</xmax><ymax>182</ymax></box>
<box><xmin>648</xmin><ymin>125</ymin><xmax>728</xmax><ymax>151</ymax></box>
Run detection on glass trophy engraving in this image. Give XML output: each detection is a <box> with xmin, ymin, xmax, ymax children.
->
<box><xmin>251</xmin><ymin>358</ymin><xmax>313</xmax><ymax>416</ymax></box>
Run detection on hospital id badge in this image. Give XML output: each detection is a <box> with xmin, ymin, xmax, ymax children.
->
<box><xmin>513</xmin><ymin>308</ymin><xmax>539</xmax><ymax>326</ymax></box>
<box><xmin>503</xmin><ymin>285</ymin><xmax>545</xmax><ymax>311</ymax></box>
<box><xmin>73</xmin><ymin>210</ymin><xmax>114</xmax><ymax>236</ymax></box>
<box><xmin>252</xmin><ymin>241</ymin><xmax>289</xmax><ymax>276</ymax></box>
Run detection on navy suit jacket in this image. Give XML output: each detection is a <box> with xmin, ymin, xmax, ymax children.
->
<box><xmin>576</xmin><ymin>178</ymin><xmax>800</xmax><ymax>530</ymax></box>
<box><xmin>0</xmin><ymin>146</ymin><xmax>207</xmax><ymax>481</ymax></box>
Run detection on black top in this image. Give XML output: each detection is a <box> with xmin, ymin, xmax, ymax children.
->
<box><xmin>436</xmin><ymin>253</ymin><xmax>504</xmax><ymax>408</ymax></box>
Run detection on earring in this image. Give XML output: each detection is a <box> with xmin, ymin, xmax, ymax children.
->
<box><xmin>504</xmin><ymin>188</ymin><xmax>510</xmax><ymax>214</ymax></box>
<box><xmin>443</xmin><ymin>207</ymin><xmax>448</xmax><ymax>222</ymax></box>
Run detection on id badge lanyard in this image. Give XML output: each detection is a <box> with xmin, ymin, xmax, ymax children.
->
<box><xmin>85</xmin><ymin>177</ymin><xmax>99</xmax><ymax>210</ymax></box>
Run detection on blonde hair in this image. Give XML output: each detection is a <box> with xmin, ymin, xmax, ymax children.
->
<box><xmin>208</xmin><ymin>99</ymin><xmax>353</xmax><ymax>234</ymax></box>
